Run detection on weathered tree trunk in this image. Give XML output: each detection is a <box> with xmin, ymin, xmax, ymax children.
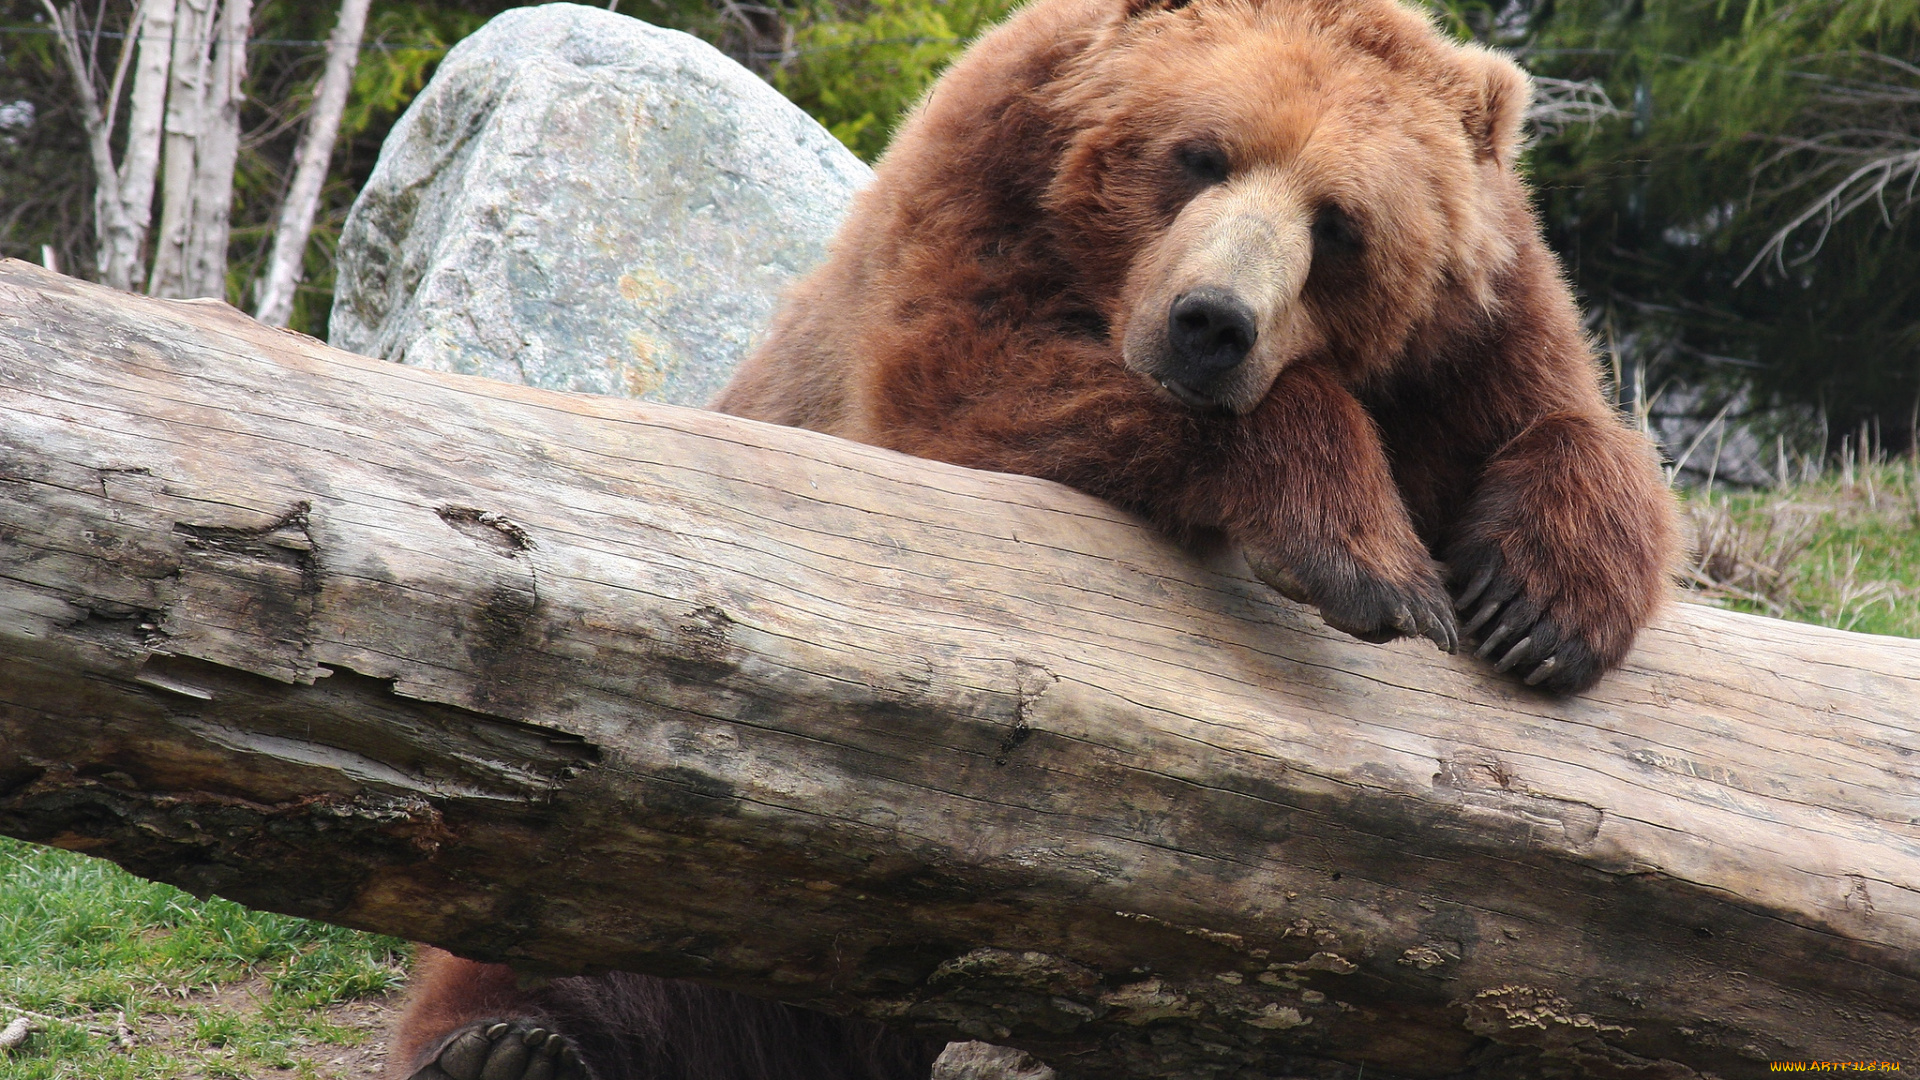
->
<box><xmin>1</xmin><ymin>259</ymin><xmax>1916</xmax><ymax>1079</ymax></box>
<box><xmin>253</xmin><ymin>0</ymin><xmax>370</xmax><ymax>328</ymax></box>
<box><xmin>147</xmin><ymin>0</ymin><xmax>214</xmax><ymax>296</ymax></box>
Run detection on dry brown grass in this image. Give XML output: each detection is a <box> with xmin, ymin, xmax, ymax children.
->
<box><xmin>1680</xmin><ymin>455</ymin><xmax>1920</xmax><ymax>637</ymax></box>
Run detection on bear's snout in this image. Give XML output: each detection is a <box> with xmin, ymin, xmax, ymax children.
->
<box><xmin>1163</xmin><ymin>287</ymin><xmax>1258</xmax><ymax>405</ymax></box>
<box><xmin>1119</xmin><ymin>179</ymin><xmax>1319</xmax><ymax>415</ymax></box>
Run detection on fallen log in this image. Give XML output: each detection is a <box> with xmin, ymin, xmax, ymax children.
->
<box><xmin>0</xmin><ymin>258</ymin><xmax>1916</xmax><ymax>1079</ymax></box>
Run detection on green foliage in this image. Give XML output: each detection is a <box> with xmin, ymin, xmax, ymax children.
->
<box><xmin>1498</xmin><ymin>0</ymin><xmax>1920</xmax><ymax>448</ymax></box>
<box><xmin>343</xmin><ymin>5</ymin><xmax>492</xmax><ymax>139</ymax></box>
<box><xmin>775</xmin><ymin>0</ymin><xmax>1021</xmax><ymax>159</ymax></box>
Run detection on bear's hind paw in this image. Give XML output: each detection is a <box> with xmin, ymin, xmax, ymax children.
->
<box><xmin>409</xmin><ymin>1019</ymin><xmax>592</xmax><ymax>1080</ymax></box>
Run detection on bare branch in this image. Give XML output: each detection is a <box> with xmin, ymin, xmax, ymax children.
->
<box><xmin>98</xmin><ymin>0</ymin><xmax>142</xmax><ymax>144</ymax></box>
<box><xmin>1525</xmin><ymin>75</ymin><xmax>1624</xmax><ymax>136</ymax></box>
<box><xmin>1735</xmin><ymin>144</ymin><xmax>1920</xmax><ymax>285</ymax></box>
<box><xmin>1730</xmin><ymin>46</ymin><xmax>1920</xmax><ymax>286</ymax></box>
<box><xmin>38</xmin><ymin>2</ymin><xmax>115</xmax><ymax>203</ymax></box>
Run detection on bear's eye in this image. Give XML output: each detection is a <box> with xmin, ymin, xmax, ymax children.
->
<box><xmin>1312</xmin><ymin>202</ymin><xmax>1364</xmax><ymax>259</ymax></box>
<box><xmin>1176</xmin><ymin>143</ymin><xmax>1231</xmax><ymax>186</ymax></box>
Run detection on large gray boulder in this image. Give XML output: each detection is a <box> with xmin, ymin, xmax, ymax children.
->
<box><xmin>330</xmin><ymin>3</ymin><xmax>869</xmax><ymax>405</ymax></box>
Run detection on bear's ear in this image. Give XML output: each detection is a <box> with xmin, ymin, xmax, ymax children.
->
<box><xmin>1461</xmin><ymin>46</ymin><xmax>1532</xmax><ymax>169</ymax></box>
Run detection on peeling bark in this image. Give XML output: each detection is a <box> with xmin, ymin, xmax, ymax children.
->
<box><xmin>1</xmin><ymin>260</ymin><xmax>1917</xmax><ymax>1079</ymax></box>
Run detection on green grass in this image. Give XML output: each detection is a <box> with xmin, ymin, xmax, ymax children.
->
<box><xmin>0</xmin><ymin>836</ymin><xmax>406</xmax><ymax>1079</ymax></box>
<box><xmin>1682</xmin><ymin>456</ymin><xmax>1920</xmax><ymax>638</ymax></box>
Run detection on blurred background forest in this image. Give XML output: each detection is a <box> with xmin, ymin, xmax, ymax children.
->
<box><xmin>2</xmin><ymin>0</ymin><xmax>1919</xmax><ymax>457</ymax></box>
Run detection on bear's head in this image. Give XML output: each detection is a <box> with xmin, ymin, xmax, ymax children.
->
<box><xmin>1040</xmin><ymin>0</ymin><xmax>1533</xmax><ymax>414</ymax></box>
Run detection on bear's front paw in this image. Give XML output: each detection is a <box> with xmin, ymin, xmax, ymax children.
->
<box><xmin>1449</xmin><ymin>548</ymin><xmax>1602</xmax><ymax>694</ymax></box>
<box><xmin>409</xmin><ymin>1019</ymin><xmax>592</xmax><ymax>1080</ymax></box>
<box><xmin>1247</xmin><ymin>550</ymin><xmax>1457</xmax><ymax>654</ymax></box>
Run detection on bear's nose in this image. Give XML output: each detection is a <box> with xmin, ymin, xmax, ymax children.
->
<box><xmin>1166</xmin><ymin>287</ymin><xmax>1258</xmax><ymax>389</ymax></box>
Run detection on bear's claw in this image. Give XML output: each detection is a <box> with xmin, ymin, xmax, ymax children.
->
<box><xmin>1250</xmin><ymin>550</ymin><xmax>1457</xmax><ymax>654</ymax></box>
<box><xmin>1406</xmin><ymin>596</ymin><xmax>1458</xmax><ymax>654</ymax></box>
<box><xmin>1346</xmin><ymin>582</ymin><xmax>1456</xmax><ymax>654</ymax></box>
<box><xmin>1453</xmin><ymin>562</ymin><xmax>1498</xmax><ymax>613</ymax></box>
<box><xmin>1447</xmin><ymin>550</ymin><xmax>1602</xmax><ymax>694</ymax></box>
<box><xmin>409</xmin><ymin>1019</ymin><xmax>592</xmax><ymax>1080</ymax></box>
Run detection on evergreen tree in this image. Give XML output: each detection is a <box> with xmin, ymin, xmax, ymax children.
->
<box><xmin>1499</xmin><ymin>0</ymin><xmax>1920</xmax><ymax>448</ymax></box>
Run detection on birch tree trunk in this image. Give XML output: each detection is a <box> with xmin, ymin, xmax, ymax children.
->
<box><xmin>182</xmin><ymin>0</ymin><xmax>250</xmax><ymax>299</ymax></box>
<box><xmin>110</xmin><ymin>0</ymin><xmax>180</xmax><ymax>292</ymax></box>
<box><xmin>148</xmin><ymin>0</ymin><xmax>213</xmax><ymax>297</ymax></box>
<box><xmin>38</xmin><ymin>1</ymin><xmax>131</xmax><ymax>275</ymax></box>
<box><xmin>253</xmin><ymin>0</ymin><xmax>371</xmax><ymax>328</ymax></box>
<box><xmin>38</xmin><ymin>0</ymin><xmax>175</xmax><ymax>292</ymax></box>
<box><xmin>147</xmin><ymin>0</ymin><xmax>249</xmax><ymax>301</ymax></box>
<box><xmin>2</xmin><ymin>259</ymin><xmax>1918</xmax><ymax>1080</ymax></box>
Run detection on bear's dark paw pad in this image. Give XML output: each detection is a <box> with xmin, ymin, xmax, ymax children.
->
<box><xmin>1451</xmin><ymin>556</ymin><xmax>1601</xmax><ymax>694</ymax></box>
<box><xmin>410</xmin><ymin>1020</ymin><xmax>591</xmax><ymax>1080</ymax></box>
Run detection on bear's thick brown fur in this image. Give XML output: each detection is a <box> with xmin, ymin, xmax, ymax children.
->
<box><xmin>392</xmin><ymin>1</ymin><xmax>1679</xmax><ymax>1077</ymax></box>
<box><xmin>719</xmin><ymin>0</ymin><xmax>1679</xmax><ymax>694</ymax></box>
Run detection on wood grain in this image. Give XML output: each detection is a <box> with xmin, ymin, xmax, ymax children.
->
<box><xmin>1</xmin><ymin>258</ymin><xmax>1916</xmax><ymax>1079</ymax></box>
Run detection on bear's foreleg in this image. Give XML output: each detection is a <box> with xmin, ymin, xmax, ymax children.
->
<box><xmin>1445</xmin><ymin>411</ymin><xmax>1677</xmax><ymax>694</ymax></box>
<box><xmin>1199</xmin><ymin>364</ymin><xmax>1458</xmax><ymax>653</ymax></box>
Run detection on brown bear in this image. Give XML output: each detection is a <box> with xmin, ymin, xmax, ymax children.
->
<box><xmin>718</xmin><ymin>0</ymin><xmax>1678</xmax><ymax>690</ymax></box>
<box><xmin>390</xmin><ymin>0</ymin><xmax>1678</xmax><ymax>1077</ymax></box>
